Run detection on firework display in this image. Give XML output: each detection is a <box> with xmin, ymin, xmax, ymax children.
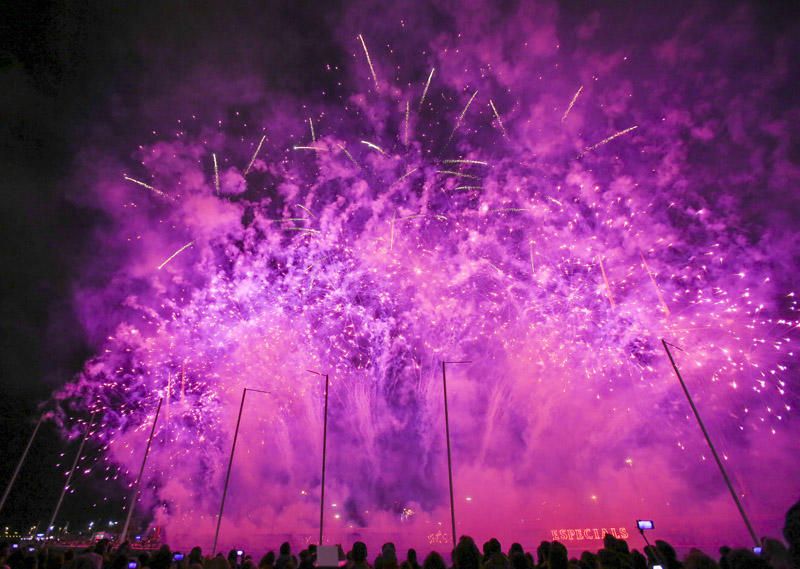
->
<box><xmin>39</xmin><ymin>4</ymin><xmax>799</xmax><ymax>555</ymax></box>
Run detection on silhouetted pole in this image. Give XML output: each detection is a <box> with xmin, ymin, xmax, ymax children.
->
<box><xmin>213</xmin><ymin>389</ymin><xmax>246</xmax><ymax>556</ymax></box>
<box><xmin>46</xmin><ymin>412</ymin><xmax>97</xmax><ymax>536</ymax></box>
<box><xmin>0</xmin><ymin>414</ymin><xmax>44</xmax><ymax>518</ymax></box>
<box><xmin>441</xmin><ymin>360</ymin><xmax>471</xmax><ymax>544</ymax></box>
<box><xmin>120</xmin><ymin>398</ymin><xmax>163</xmax><ymax>543</ymax></box>
<box><xmin>661</xmin><ymin>339</ymin><xmax>759</xmax><ymax>547</ymax></box>
<box><xmin>307</xmin><ymin>370</ymin><xmax>330</xmax><ymax>545</ymax></box>
<box><xmin>637</xmin><ymin>528</ymin><xmax>666</xmax><ymax>567</ymax></box>
<box><xmin>212</xmin><ymin>388</ymin><xmax>270</xmax><ymax>555</ymax></box>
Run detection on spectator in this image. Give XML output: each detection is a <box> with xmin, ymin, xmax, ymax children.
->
<box><xmin>683</xmin><ymin>550</ymin><xmax>718</xmax><ymax>569</ymax></box>
<box><xmin>784</xmin><ymin>499</ymin><xmax>800</xmax><ymax>569</ymax></box>
<box><xmin>509</xmin><ymin>552</ymin><xmax>527</xmax><ymax>569</ymax></box>
<box><xmin>549</xmin><ymin>542</ymin><xmax>568</xmax><ymax>569</ymax></box>
<box><xmin>453</xmin><ymin>537</ymin><xmax>480</xmax><ymax>569</ymax></box>
<box><xmin>406</xmin><ymin>550</ymin><xmax>420</xmax><ymax>569</ymax></box>
<box><xmin>149</xmin><ymin>546</ymin><xmax>171</xmax><ymax>569</ymax></box>
<box><xmin>725</xmin><ymin>549</ymin><xmax>770</xmax><ymax>569</ymax></box>
<box><xmin>275</xmin><ymin>544</ymin><xmax>295</xmax><ymax>569</ymax></box>
<box><xmin>258</xmin><ymin>552</ymin><xmax>275</xmax><ymax>569</ymax></box>
<box><xmin>536</xmin><ymin>542</ymin><xmax>551</xmax><ymax>569</ymax></box>
<box><xmin>351</xmin><ymin>542</ymin><xmax>370</xmax><ymax>569</ymax></box>
<box><xmin>421</xmin><ymin>553</ymin><xmax>445</xmax><ymax>569</ymax></box>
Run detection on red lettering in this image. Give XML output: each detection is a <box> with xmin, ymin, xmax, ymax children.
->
<box><xmin>576</xmin><ymin>529</ymin><xmax>584</xmax><ymax>540</ymax></box>
<box><xmin>559</xmin><ymin>529</ymin><xmax>567</xmax><ymax>540</ymax></box>
<box><xmin>620</xmin><ymin>528</ymin><xmax>629</xmax><ymax>539</ymax></box>
<box><xmin>611</xmin><ymin>528</ymin><xmax>620</xmax><ymax>538</ymax></box>
<box><xmin>567</xmin><ymin>529</ymin><xmax>576</xmax><ymax>540</ymax></box>
<box><xmin>593</xmin><ymin>528</ymin><xmax>600</xmax><ymax>539</ymax></box>
<box><xmin>585</xmin><ymin>529</ymin><xmax>594</xmax><ymax>540</ymax></box>
<box><xmin>551</xmin><ymin>530</ymin><xmax>559</xmax><ymax>540</ymax></box>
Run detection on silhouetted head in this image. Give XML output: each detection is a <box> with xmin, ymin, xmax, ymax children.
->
<box><xmin>280</xmin><ymin>544</ymin><xmax>291</xmax><ymax>557</ymax></box>
<box><xmin>407</xmin><ymin>549</ymin><xmax>418</xmax><ymax>566</ymax></box>
<box><xmin>509</xmin><ymin>544</ymin><xmax>523</xmax><ymax>557</ymax></box>
<box><xmin>422</xmin><ymin>552</ymin><xmax>446</xmax><ymax>569</ymax></box>
<box><xmin>580</xmin><ymin>551</ymin><xmax>599</xmax><ymax>569</ymax></box>
<box><xmin>352</xmin><ymin>542</ymin><xmax>368</xmax><ymax>564</ymax></box>
<box><xmin>726</xmin><ymin>549</ymin><xmax>770</xmax><ymax>569</ymax></box>
<box><xmin>484</xmin><ymin>554</ymin><xmax>510</xmax><ymax>569</ymax></box>
<box><xmin>454</xmin><ymin>536</ymin><xmax>481</xmax><ymax>569</ymax></box>
<box><xmin>785</xmin><ymin>499</ymin><xmax>800</xmax><ymax>561</ymax></box>
<box><xmin>548</xmin><ymin>542</ymin><xmax>568</xmax><ymax>569</ymax></box>
<box><xmin>536</xmin><ymin>542</ymin><xmax>551</xmax><ymax>566</ymax></box>
<box><xmin>509</xmin><ymin>552</ymin><xmax>527</xmax><ymax>569</ymax></box>
<box><xmin>683</xmin><ymin>550</ymin><xmax>718</xmax><ymax>569</ymax></box>
<box><xmin>629</xmin><ymin>550</ymin><xmax>646</xmax><ymax>569</ymax></box>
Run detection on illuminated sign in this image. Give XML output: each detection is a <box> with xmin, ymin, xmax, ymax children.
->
<box><xmin>550</xmin><ymin>527</ymin><xmax>629</xmax><ymax>541</ymax></box>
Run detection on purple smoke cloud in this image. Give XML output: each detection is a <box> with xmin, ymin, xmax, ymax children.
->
<box><xmin>51</xmin><ymin>0</ymin><xmax>799</xmax><ymax>556</ymax></box>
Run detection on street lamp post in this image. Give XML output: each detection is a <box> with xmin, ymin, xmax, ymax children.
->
<box><xmin>0</xmin><ymin>413</ymin><xmax>45</xmax><ymax>518</ymax></box>
<box><xmin>46</xmin><ymin>412</ymin><xmax>97</xmax><ymax>538</ymax></box>
<box><xmin>661</xmin><ymin>339</ymin><xmax>759</xmax><ymax>547</ymax></box>
<box><xmin>441</xmin><ymin>360</ymin><xmax>471</xmax><ymax>545</ymax></box>
<box><xmin>120</xmin><ymin>399</ymin><xmax>163</xmax><ymax>543</ymax></box>
<box><xmin>212</xmin><ymin>388</ymin><xmax>270</xmax><ymax>555</ymax></box>
<box><xmin>307</xmin><ymin>370</ymin><xmax>330</xmax><ymax>546</ymax></box>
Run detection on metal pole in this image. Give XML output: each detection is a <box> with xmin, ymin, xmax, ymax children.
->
<box><xmin>638</xmin><ymin>529</ymin><xmax>666</xmax><ymax>567</ymax></box>
<box><xmin>661</xmin><ymin>339</ymin><xmax>759</xmax><ymax>546</ymax></box>
<box><xmin>213</xmin><ymin>389</ymin><xmax>247</xmax><ymax>555</ymax></box>
<box><xmin>441</xmin><ymin>362</ymin><xmax>457</xmax><ymax>545</ymax></box>
<box><xmin>46</xmin><ymin>412</ymin><xmax>96</xmax><ymax>536</ymax></box>
<box><xmin>0</xmin><ymin>414</ymin><xmax>44</xmax><ymax>517</ymax></box>
<box><xmin>120</xmin><ymin>398</ymin><xmax>163</xmax><ymax>543</ymax></box>
<box><xmin>319</xmin><ymin>374</ymin><xmax>330</xmax><ymax>545</ymax></box>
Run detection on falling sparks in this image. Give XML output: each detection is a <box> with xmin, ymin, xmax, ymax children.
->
<box><xmin>336</xmin><ymin>143</ymin><xmax>359</xmax><ymax>167</ymax></box>
<box><xmin>293</xmin><ymin>145</ymin><xmax>328</xmax><ymax>152</ymax></box>
<box><xmin>442</xmin><ymin>159</ymin><xmax>488</xmax><ymax>166</ymax></box>
<box><xmin>243</xmin><ymin>134</ymin><xmax>266</xmax><ymax>175</ymax></box>
<box><xmin>419</xmin><ymin>67</ymin><xmax>435</xmax><ymax>110</ymax></box>
<box><xmin>212</xmin><ymin>153</ymin><xmax>220</xmax><ymax>194</ymax></box>
<box><xmin>581</xmin><ymin>125</ymin><xmax>639</xmax><ymax>156</ymax></box>
<box><xmin>489</xmin><ymin>99</ymin><xmax>507</xmax><ymax>137</ymax></box>
<box><xmin>123</xmin><ymin>176</ymin><xmax>172</xmax><ymax>201</ymax></box>
<box><xmin>404</xmin><ymin>100</ymin><xmax>410</xmax><ymax>146</ymax></box>
<box><xmin>562</xmin><ymin>85</ymin><xmax>583</xmax><ymax>123</ymax></box>
<box><xmin>357</xmin><ymin>33</ymin><xmax>379</xmax><ymax>89</ymax></box>
<box><xmin>360</xmin><ymin>140</ymin><xmax>386</xmax><ymax>154</ymax></box>
<box><xmin>446</xmin><ymin>90</ymin><xmax>478</xmax><ymax>145</ymax></box>
<box><xmin>598</xmin><ymin>257</ymin><xmax>615</xmax><ymax>308</ymax></box>
<box><xmin>641</xmin><ymin>252</ymin><xmax>670</xmax><ymax>317</ymax></box>
<box><xmin>157</xmin><ymin>241</ymin><xmax>194</xmax><ymax>270</ymax></box>
<box><xmin>309</xmin><ymin>118</ymin><xmax>316</xmax><ymax>143</ymax></box>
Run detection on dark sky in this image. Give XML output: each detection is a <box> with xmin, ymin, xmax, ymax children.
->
<box><xmin>1</xmin><ymin>0</ymin><xmax>798</xmax><ymax>538</ymax></box>
<box><xmin>0</xmin><ymin>0</ymin><xmax>351</xmax><ymax>532</ymax></box>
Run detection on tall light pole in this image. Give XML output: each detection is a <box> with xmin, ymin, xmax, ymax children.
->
<box><xmin>661</xmin><ymin>339</ymin><xmax>759</xmax><ymax>547</ymax></box>
<box><xmin>120</xmin><ymin>399</ymin><xmax>163</xmax><ymax>543</ymax></box>
<box><xmin>441</xmin><ymin>360</ymin><xmax>471</xmax><ymax>545</ymax></box>
<box><xmin>212</xmin><ymin>388</ymin><xmax>270</xmax><ymax>555</ymax></box>
<box><xmin>307</xmin><ymin>370</ymin><xmax>330</xmax><ymax>546</ymax></box>
<box><xmin>0</xmin><ymin>413</ymin><xmax>45</xmax><ymax>517</ymax></box>
<box><xmin>46</xmin><ymin>412</ymin><xmax>97</xmax><ymax>537</ymax></box>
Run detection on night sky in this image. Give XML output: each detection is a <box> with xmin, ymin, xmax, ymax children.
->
<box><xmin>1</xmin><ymin>0</ymin><xmax>799</xmax><ymax>553</ymax></box>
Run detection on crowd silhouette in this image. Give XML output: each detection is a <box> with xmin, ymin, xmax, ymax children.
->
<box><xmin>2</xmin><ymin>499</ymin><xmax>798</xmax><ymax>569</ymax></box>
